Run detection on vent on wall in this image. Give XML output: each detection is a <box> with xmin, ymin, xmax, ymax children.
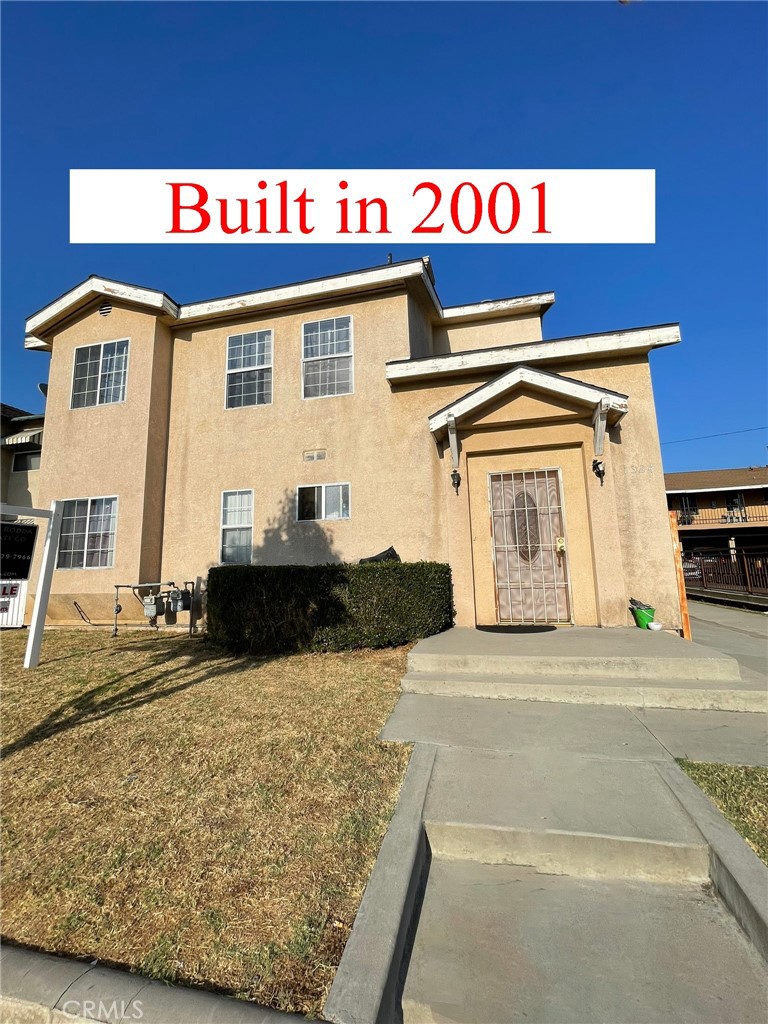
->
<box><xmin>98</xmin><ymin>302</ymin><xmax>113</xmax><ymax>316</ymax></box>
<box><xmin>303</xmin><ymin>449</ymin><xmax>327</xmax><ymax>462</ymax></box>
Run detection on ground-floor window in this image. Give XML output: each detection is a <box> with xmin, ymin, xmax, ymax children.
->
<box><xmin>221</xmin><ymin>489</ymin><xmax>253</xmax><ymax>563</ymax></box>
<box><xmin>296</xmin><ymin>483</ymin><xmax>350</xmax><ymax>521</ymax></box>
<box><xmin>57</xmin><ymin>496</ymin><xmax>118</xmax><ymax>569</ymax></box>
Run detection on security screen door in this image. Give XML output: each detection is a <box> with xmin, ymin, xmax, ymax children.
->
<box><xmin>489</xmin><ymin>469</ymin><xmax>571</xmax><ymax>624</ymax></box>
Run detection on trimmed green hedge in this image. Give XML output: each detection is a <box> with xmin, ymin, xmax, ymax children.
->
<box><xmin>206</xmin><ymin>562</ymin><xmax>453</xmax><ymax>654</ymax></box>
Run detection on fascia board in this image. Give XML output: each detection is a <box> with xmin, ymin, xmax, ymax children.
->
<box><xmin>178</xmin><ymin>261</ymin><xmax>433</xmax><ymax>323</ymax></box>
<box><xmin>440</xmin><ymin>292</ymin><xmax>555</xmax><ymax>324</ymax></box>
<box><xmin>428</xmin><ymin>366</ymin><xmax>629</xmax><ymax>434</ymax></box>
<box><xmin>26</xmin><ymin>278</ymin><xmax>179</xmax><ymax>339</ymax></box>
<box><xmin>388</xmin><ymin>324</ymin><xmax>681</xmax><ymax>382</ymax></box>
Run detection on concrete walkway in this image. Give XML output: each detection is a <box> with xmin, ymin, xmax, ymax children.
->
<box><xmin>688</xmin><ymin>600</ymin><xmax>768</xmax><ymax>680</ymax></box>
<box><xmin>384</xmin><ymin>616</ymin><xmax>768</xmax><ymax>1022</ymax></box>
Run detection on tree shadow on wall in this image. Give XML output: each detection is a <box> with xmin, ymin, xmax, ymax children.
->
<box><xmin>251</xmin><ymin>489</ymin><xmax>342</xmax><ymax>567</ymax></box>
<box><xmin>208</xmin><ymin>490</ymin><xmax>352</xmax><ymax>654</ymax></box>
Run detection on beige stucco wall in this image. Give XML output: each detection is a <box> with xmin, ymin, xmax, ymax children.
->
<box><xmin>29</xmin><ymin>284</ymin><xmax>680</xmax><ymax>632</ymax></box>
<box><xmin>435</xmin><ymin>312</ymin><xmax>543</xmax><ymax>355</ymax></box>
<box><xmin>30</xmin><ymin>303</ymin><xmax>174</xmax><ymax>623</ymax></box>
<box><xmin>160</xmin><ymin>289</ymin><xmax>448</xmax><ymax>588</ymax></box>
<box><xmin>3</xmin><ymin>463</ymin><xmax>40</xmax><ymax>509</ymax></box>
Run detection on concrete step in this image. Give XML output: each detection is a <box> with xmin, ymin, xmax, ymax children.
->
<box><xmin>421</xmin><ymin>747</ymin><xmax>709</xmax><ymax>882</ymax></box>
<box><xmin>425</xmin><ymin>823</ymin><xmax>708</xmax><ymax>883</ymax></box>
<box><xmin>402</xmin><ymin>860</ymin><xmax>768</xmax><ymax>1024</ymax></box>
<box><xmin>408</xmin><ymin>627</ymin><xmax>742</xmax><ymax>682</ymax></box>
<box><xmin>401</xmin><ymin>670</ymin><xmax>767</xmax><ymax>712</ymax></box>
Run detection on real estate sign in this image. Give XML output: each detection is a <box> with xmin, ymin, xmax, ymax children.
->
<box><xmin>1</xmin><ymin>522</ymin><xmax>38</xmax><ymax>581</ymax></box>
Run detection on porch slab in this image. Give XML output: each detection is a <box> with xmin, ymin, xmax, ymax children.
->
<box><xmin>409</xmin><ymin>627</ymin><xmax>742</xmax><ymax>681</ymax></box>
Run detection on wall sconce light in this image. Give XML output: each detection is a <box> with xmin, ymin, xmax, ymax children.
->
<box><xmin>451</xmin><ymin>468</ymin><xmax>461</xmax><ymax>494</ymax></box>
<box><xmin>592</xmin><ymin>459</ymin><xmax>606</xmax><ymax>486</ymax></box>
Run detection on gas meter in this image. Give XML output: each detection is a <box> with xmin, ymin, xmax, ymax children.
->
<box><xmin>143</xmin><ymin>594</ymin><xmax>165</xmax><ymax>618</ymax></box>
<box><xmin>169</xmin><ymin>589</ymin><xmax>184</xmax><ymax>613</ymax></box>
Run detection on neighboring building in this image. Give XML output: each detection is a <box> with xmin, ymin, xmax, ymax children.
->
<box><xmin>1</xmin><ymin>403</ymin><xmax>45</xmax><ymax>627</ymax></box>
<box><xmin>22</xmin><ymin>257</ymin><xmax>682</xmax><ymax>628</ymax></box>
<box><xmin>665</xmin><ymin>466</ymin><xmax>768</xmax><ymax>554</ymax></box>
<box><xmin>1</xmin><ymin>403</ymin><xmax>44</xmax><ymax>512</ymax></box>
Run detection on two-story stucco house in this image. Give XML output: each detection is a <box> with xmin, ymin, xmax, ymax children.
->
<box><xmin>23</xmin><ymin>257</ymin><xmax>683</xmax><ymax>629</ymax></box>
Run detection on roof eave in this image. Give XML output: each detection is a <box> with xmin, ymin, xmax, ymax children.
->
<box><xmin>439</xmin><ymin>292</ymin><xmax>555</xmax><ymax>325</ymax></box>
<box><xmin>177</xmin><ymin>260</ymin><xmax>436</xmax><ymax>326</ymax></box>
<box><xmin>429</xmin><ymin>365</ymin><xmax>629</xmax><ymax>436</ymax></box>
<box><xmin>25</xmin><ymin>277</ymin><xmax>180</xmax><ymax>343</ymax></box>
<box><xmin>387</xmin><ymin>324</ymin><xmax>682</xmax><ymax>383</ymax></box>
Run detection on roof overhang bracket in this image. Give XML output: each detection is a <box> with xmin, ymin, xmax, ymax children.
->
<box><xmin>592</xmin><ymin>399</ymin><xmax>609</xmax><ymax>457</ymax></box>
<box><xmin>446</xmin><ymin>414</ymin><xmax>460</xmax><ymax>470</ymax></box>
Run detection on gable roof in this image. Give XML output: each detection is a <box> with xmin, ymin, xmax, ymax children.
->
<box><xmin>428</xmin><ymin>365</ymin><xmax>629</xmax><ymax>435</ymax></box>
<box><xmin>665</xmin><ymin>466</ymin><xmax>768</xmax><ymax>493</ymax></box>
<box><xmin>1</xmin><ymin>403</ymin><xmax>34</xmax><ymax>420</ymax></box>
<box><xmin>24</xmin><ymin>259</ymin><xmax>555</xmax><ymax>352</ymax></box>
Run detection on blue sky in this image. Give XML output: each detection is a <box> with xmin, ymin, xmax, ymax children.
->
<box><xmin>1</xmin><ymin>0</ymin><xmax>766</xmax><ymax>472</ymax></box>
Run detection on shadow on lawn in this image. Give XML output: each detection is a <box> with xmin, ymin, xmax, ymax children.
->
<box><xmin>1</xmin><ymin>638</ymin><xmax>251</xmax><ymax>760</ymax></box>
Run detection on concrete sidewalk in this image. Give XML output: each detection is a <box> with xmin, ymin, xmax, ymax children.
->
<box><xmin>386</xmin><ymin>624</ymin><xmax>768</xmax><ymax>1022</ymax></box>
<box><xmin>383</xmin><ymin>693</ymin><xmax>768</xmax><ymax>765</ymax></box>
<box><xmin>688</xmin><ymin>600</ymin><xmax>768</xmax><ymax>680</ymax></box>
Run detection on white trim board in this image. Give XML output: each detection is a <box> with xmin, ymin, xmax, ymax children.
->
<box><xmin>666</xmin><ymin>483</ymin><xmax>767</xmax><ymax>495</ymax></box>
<box><xmin>24</xmin><ymin>260</ymin><xmax>554</xmax><ymax>350</ymax></box>
<box><xmin>428</xmin><ymin>365</ymin><xmax>629</xmax><ymax>435</ymax></box>
<box><xmin>27</xmin><ymin>278</ymin><xmax>179</xmax><ymax>338</ymax></box>
<box><xmin>388</xmin><ymin>324</ymin><xmax>681</xmax><ymax>382</ymax></box>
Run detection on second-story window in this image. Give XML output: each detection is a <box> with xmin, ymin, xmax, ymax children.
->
<box><xmin>302</xmin><ymin>316</ymin><xmax>353</xmax><ymax>398</ymax></box>
<box><xmin>226</xmin><ymin>331</ymin><xmax>273</xmax><ymax>408</ymax></box>
<box><xmin>71</xmin><ymin>340</ymin><xmax>129</xmax><ymax>408</ymax></box>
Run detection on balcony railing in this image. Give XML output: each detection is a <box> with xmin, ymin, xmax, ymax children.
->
<box><xmin>673</xmin><ymin>506</ymin><xmax>768</xmax><ymax>527</ymax></box>
<box><xmin>682</xmin><ymin>550</ymin><xmax>768</xmax><ymax>596</ymax></box>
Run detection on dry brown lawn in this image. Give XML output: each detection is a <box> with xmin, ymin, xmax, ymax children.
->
<box><xmin>679</xmin><ymin>760</ymin><xmax>768</xmax><ymax>865</ymax></box>
<box><xmin>0</xmin><ymin>628</ymin><xmax>410</xmax><ymax>1016</ymax></box>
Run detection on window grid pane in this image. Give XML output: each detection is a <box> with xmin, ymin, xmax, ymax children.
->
<box><xmin>98</xmin><ymin>340</ymin><xmax>128</xmax><ymax>404</ymax></box>
<box><xmin>221</xmin><ymin>527</ymin><xmax>253</xmax><ymax>564</ymax></box>
<box><xmin>227</xmin><ymin>368</ymin><xmax>272</xmax><ymax>407</ymax></box>
<box><xmin>222</xmin><ymin>490</ymin><xmax>253</xmax><ymax>527</ymax></box>
<box><xmin>71</xmin><ymin>346</ymin><xmax>101</xmax><ymax>408</ymax></box>
<box><xmin>303</xmin><ymin>317</ymin><xmax>351</xmax><ymax>358</ymax></box>
<box><xmin>221</xmin><ymin>491</ymin><xmax>253</xmax><ymax>563</ymax></box>
<box><xmin>72</xmin><ymin>341</ymin><xmax>128</xmax><ymax>408</ymax></box>
<box><xmin>303</xmin><ymin>355</ymin><xmax>352</xmax><ymax>399</ymax></box>
<box><xmin>226</xmin><ymin>332</ymin><xmax>273</xmax><ymax>408</ymax></box>
<box><xmin>57</xmin><ymin>497</ymin><xmax>117</xmax><ymax>569</ymax></box>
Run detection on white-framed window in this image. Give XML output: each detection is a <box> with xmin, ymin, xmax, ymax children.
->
<box><xmin>226</xmin><ymin>331</ymin><xmax>272</xmax><ymax>408</ymax></box>
<box><xmin>221</xmin><ymin>489</ymin><xmax>253</xmax><ymax>563</ymax></box>
<box><xmin>302</xmin><ymin>316</ymin><xmax>353</xmax><ymax>399</ymax></box>
<box><xmin>57</xmin><ymin>496</ymin><xmax>118</xmax><ymax>569</ymax></box>
<box><xmin>12</xmin><ymin>451</ymin><xmax>41</xmax><ymax>472</ymax></box>
<box><xmin>71</xmin><ymin>339</ymin><xmax>129</xmax><ymax>408</ymax></box>
<box><xmin>296</xmin><ymin>483</ymin><xmax>351</xmax><ymax>522</ymax></box>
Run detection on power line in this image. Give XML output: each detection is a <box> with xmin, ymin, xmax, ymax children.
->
<box><xmin>661</xmin><ymin>426</ymin><xmax>766</xmax><ymax>446</ymax></box>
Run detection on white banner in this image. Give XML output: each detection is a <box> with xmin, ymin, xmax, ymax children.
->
<box><xmin>70</xmin><ymin>169</ymin><xmax>655</xmax><ymax>244</ymax></box>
